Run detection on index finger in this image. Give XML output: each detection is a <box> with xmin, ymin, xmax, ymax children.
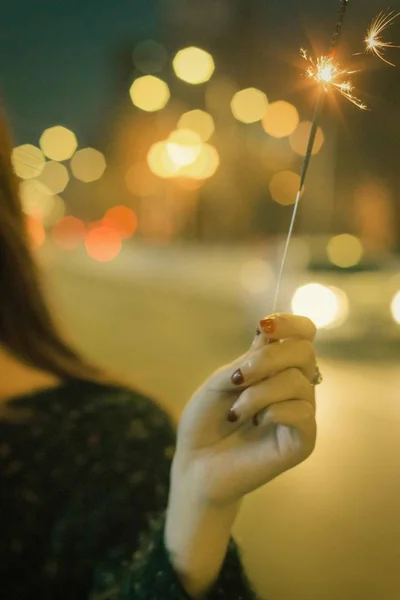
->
<box><xmin>259</xmin><ymin>313</ymin><xmax>317</xmax><ymax>342</ymax></box>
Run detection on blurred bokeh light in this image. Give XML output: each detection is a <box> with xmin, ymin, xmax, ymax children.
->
<box><xmin>391</xmin><ymin>291</ymin><xmax>400</xmax><ymax>325</ymax></box>
<box><xmin>262</xmin><ymin>101</ymin><xmax>299</xmax><ymax>138</ymax></box>
<box><xmin>85</xmin><ymin>226</ymin><xmax>122</xmax><ymax>262</ymax></box>
<box><xmin>230</xmin><ymin>88</ymin><xmax>268</xmax><ymax>124</ymax></box>
<box><xmin>39</xmin><ymin>126</ymin><xmax>78</xmax><ymax>161</ymax></box>
<box><xmin>290</xmin><ymin>121</ymin><xmax>325</xmax><ymax>156</ymax></box>
<box><xmin>292</xmin><ymin>283</ymin><xmax>349</xmax><ymax>329</ymax></box>
<box><xmin>166</xmin><ymin>129</ymin><xmax>203</xmax><ymax>167</ymax></box>
<box><xmin>132</xmin><ymin>40</ymin><xmax>167</xmax><ymax>73</ymax></box>
<box><xmin>12</xmin><ymin>144</ymin><xmax>46</xmax><ymax>180</ymax></box>
<box><xmin>129</xmin><ymin>75</ymin><xmax>170</xmax><ymax>112</ymax></box>
<box><xmin>180</xmin><ymin>144</ymin><xmax>220</xmax><ymax>179</ymax></box>
<box><xmin>70</xmin><ymin>148</ymin><xmax>107</xmax><ymax>182</ymax></box>
<box><xmin>20</xmin><ymin>179</ymin><xmax>65</xmax><ymax>227</ymax></box>
<box><xmin>269</xmin><ymin>170</ymin><xmax>301</xmax><ymax>205</ymax></box>
<box><xmin>52</xmin><ymin>216</ymin><xmax>86</xmax><ymax>250</ymax></box>
<box><xmin>327</xmin><ymin>234</ymin><xmax>364</xmax><ymax>268</ymax></box>
<box><xmin>103</xmin><ymin>205</ymin><xmax>138</xmax><ymax>239</ymax></box>
<box><xmin>36</xmin><ymin>160</ymin><xmax>69</xmax><ymax>194</ymax></box>
<box><xmin>177</xmin><ymin>110</ymin><xmax>215</xmax><ymax>142</ymax></box>
<box><xmin>173</xmin><ymin>47</ymin><xmax>215</xmax><ymax>84</ymax></box>
<box><xmin>147</xmin><ymin>142</ymin><xmax>178</xmax><ymax>178</ymax></box>
<box><xmin>26</xmin><ymin>215</ymin><xmax>46</xmax><ymax>248</ymax></box>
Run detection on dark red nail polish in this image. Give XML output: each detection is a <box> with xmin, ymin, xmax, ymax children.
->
<box><xmin>260</xmin><ymin>317</ymin><xmax>276</xmax><ymax>335</ymax></box>
<box><xmin>228</xmin><ymin>409</ymin><xmax>239</xmax><ymax>423</ymax></box>
<box><xmin>253</xmin><ymin>414</ymin><xmax>260</xmax><ymax>427</ymax></box>
<box><xmin>231</xmin><ymin>369</ymin><xmax>244</xmax><ymax>386</ymax></box>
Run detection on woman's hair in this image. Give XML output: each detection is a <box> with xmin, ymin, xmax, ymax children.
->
<box><xmin>0</xmin><ymin>106</ymin><xmax>116</xmax><ymax>384</ymax></box>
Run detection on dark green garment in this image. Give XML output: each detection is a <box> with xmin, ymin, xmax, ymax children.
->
<box><xmin>0</xmin><ymin>378</ymin><xmax>258</xmax><ymax>599</ymax></box>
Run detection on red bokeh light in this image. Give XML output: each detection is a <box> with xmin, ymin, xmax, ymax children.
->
<box><xmin>85</xmin><ymin>226</ymin><xmax>122</xmax><ymax>262</ymax></box>
<box><xmin>103</xmin><ymin>205</ymin><xmax>138</xmax><ymax>239</ymax></box>
<box><xmin>52</xmin><ymin>216</ymin><xmax>86</xmax><ymax>250</ymax></box>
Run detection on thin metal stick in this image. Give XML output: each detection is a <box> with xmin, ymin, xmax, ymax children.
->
<box><xmin>272</xmin><ymin>0</ymin><xmax>350</xmax><ymax>312</ymax></box>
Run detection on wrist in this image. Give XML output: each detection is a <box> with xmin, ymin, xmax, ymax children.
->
<box><xmin>165</xmin><ymin>459</ymin><xmax>241</xmax><ymax>598</ymax></box>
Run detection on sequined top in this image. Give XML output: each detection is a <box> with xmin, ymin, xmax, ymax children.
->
<box><xmin>0</xmin><ymin>378</ymin><xmax>258</xmax><ymax>599</ymax></box>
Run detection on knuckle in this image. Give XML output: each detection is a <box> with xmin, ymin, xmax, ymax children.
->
<box><xmin>286</xmin><ymin>367</ymin><xmax>305</xmax><ymax>390</ymax></box>
<box><xmin>240</xmin><ymin>386</ymin><xmax>254</xmax><ymax>406</ymax></box>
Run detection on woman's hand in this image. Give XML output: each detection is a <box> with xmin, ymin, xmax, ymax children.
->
<box><xmin>165</xmin><ymin>314</ymin><xmax>318</xmax><ymax>597</ymax></box>
<box><xmin>174</xmin><ymin>313</ymin><xmax>317</xmax><ymax>506</ymax></box>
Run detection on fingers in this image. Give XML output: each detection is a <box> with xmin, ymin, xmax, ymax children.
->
<box><xmin>259</xmin><ymin>314</ymin><xmax>317</xmax><ymax>342</ymax></box>
<box><xmin>210</xmin><ymin>337</ymin><xmax>316</xmax><ymax>392</ymax></box>
<box><xmin>228</xmin><ymin>368</ymin><xmax>315</xmax><ymax>425</ymax></box>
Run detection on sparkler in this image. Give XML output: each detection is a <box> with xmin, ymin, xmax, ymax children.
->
<box><xmin>272</xmin><ymin>0</ymin><xmax>399</xmax><ymax>312</ymax></box>
<box><xmin>300</xmin><ymin>49</ymin><xmax>368</xmax><ymax>110</ymax></box>
<box><xmin>364</xmin><ymin>10</ymin><xmax>400</xmax><ymax>66</ymax></box>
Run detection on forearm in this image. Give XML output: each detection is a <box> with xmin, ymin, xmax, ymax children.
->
<box><xmin>165</xmin><ymin>463</ymin><xmax>241</xmax><ymax>598</ymax></box>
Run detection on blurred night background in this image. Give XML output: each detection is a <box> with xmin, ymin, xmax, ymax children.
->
<box><xmin>2</xmin><ymin>1</ymin><xmax>400</xmax><ymax>599</ymax></box>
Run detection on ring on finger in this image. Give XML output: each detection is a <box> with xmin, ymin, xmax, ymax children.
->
<box><xmin>312</xmin><ymin>365</ymin><xmax>323</xmax><ymax>386</ymax></box>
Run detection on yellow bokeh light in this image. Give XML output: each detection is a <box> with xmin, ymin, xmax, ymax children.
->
<box><xmin>290</xmin><ymin>121</ymin><xmax>325</xmax><ymax>156</ymax></box>
<box><xmin>166</xmin><ymin>129</ymin><xmax>202</xmax><ymax>167</ymax></box>
<box><xmin>129</xmin><ymin>75</ymin><xmax>170</xmax><ymax>112</ymax></box>
<box><xmin>147</xmin><ymin>142</ymin><xmax>178</xmax><ymax>178</ymax></box>
<box><xmin>327</xmin><ymin>234</ymin><xmax>364</xmax><ymax>268</ymax></box>
<box><xmin>230</xmin><ymin>88</ymin><xmax>268</xmax><ymax>124</ymax></box>
<box><xmin>180</xmin><ymin>144</ymin><xmax>220</xmax><ymax>180</ymax></box>
<box><xmin>36</xmin><ymin>161</ymin><xmax>69</xmax><ymax>194</ymax></box>
<box><xmin>262</xmin><ymin>101</ymin><xmax>299</xmax><ymax>138</ymax></box>
<box><xmin>70</xmin><ymin>148</ymin><xmax>107</xmax><ymax>182</ymax></box>
<box><xmin>20</xmin><ymin>180</ymin><xmax>55</xmax><ymax>220</ymax></box>
<box><xmin>12</xmin><ymin>144</ymin><xmax>46</xmax><ymax>180</ymax></box>
<box><xmin>269</xmin><ymin>171</ymin><xmax>301</xmax><ymax>205</ymax></box>
<box><xmin>177</xmin><ymin>110</ymin><xmax>215</xmax><ymax>142</ymax></box>
<box><xmin>39</xmin><ymin>126</ymin><xmax>78</xmax><ymax>161</ymax></box>
<box><xmin>173</xmin><ymin>47</ymin><xmax>215</xmax><ymax>84</ymax></box>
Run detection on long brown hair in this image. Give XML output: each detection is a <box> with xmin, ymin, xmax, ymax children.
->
<box><xmin>0</xmin><ymin>107</ymin><xmax>120</xmax><ymax>385</ymax></box>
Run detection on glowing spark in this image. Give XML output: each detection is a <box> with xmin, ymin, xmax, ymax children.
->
<box><xmin>365</xmin><ymin>11</ymin><xmax>400</xmax><ymax>66</ymax></box>
<box><xmin>301</xmin><ymin>48</ymin><xmax>368</xmax><ymax>110</ymax></box>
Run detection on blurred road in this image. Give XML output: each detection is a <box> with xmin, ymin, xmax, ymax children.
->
<box><xmin>41</xmin><ymin>244</ymin><xmax>400</xmax><ymax>600</ymax></box>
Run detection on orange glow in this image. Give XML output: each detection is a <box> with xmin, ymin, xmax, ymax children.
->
<box><xmin>262</xmin><ymin>101</ymin><xmax>300</xmax><ymax>138</ymax></box>
<box><xmin>52</xmin><ymin>216</ymin><xmax>86</xmax><ymax>250</ymax></box>
<box><xmin>85</xmin><ymin>226</ymin><xmax>122</xmax><ymax>262</ymax></box>
<box><xmin>104</xmin><ymin>206</ymin><xmax>138</xmax><ymax>239</ymax></box>
<box><xmin>26</xmin><ymin>216</ymin><xmax>45</xmax><ymax>248</ymax></box>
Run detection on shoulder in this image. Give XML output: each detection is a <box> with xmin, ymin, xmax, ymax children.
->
<box><xmin>57</xmin><ymin>378</ymin><xmax>177</xmax><ymax>442</ymax></box>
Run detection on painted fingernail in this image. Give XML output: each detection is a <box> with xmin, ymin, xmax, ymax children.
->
<box><xmin>228</xmin><ymin>408</ymin><xmax>240</xmax><ymax>423</ymax></box>
<box><xmin>260</xmin><ymin>317</ymin><xmax>276</xmax><ymax>335</ymax></box>
<box><xmin>255</xmin><ymin>327</ymin><xmax>262</xmax><ymax>336</ymax></box>
<box><xmin>231</xmin><ymin>369</ymin><xmax>244</xmax><ymax>386</ymax></box>
<box><xmin>253</xmin><ymin>413</ymin><xmax>260</xmax><ymax>427</ymax></box>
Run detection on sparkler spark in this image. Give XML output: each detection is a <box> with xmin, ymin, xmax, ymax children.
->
<box><xmin>365</xmin><ymin>11</ymin><xmax>400</xmax><ymax>66</ymax></box>
<box><xmin>301</xmin><ymin>48</ymin><xmax>368</xmax><ymax>110</ymax></box>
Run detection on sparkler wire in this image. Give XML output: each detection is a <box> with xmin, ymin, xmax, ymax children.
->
<box><xmin>272</xmin><ymin>0</ymin><xmax>349</xmax><ymax>313</ymax></box>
